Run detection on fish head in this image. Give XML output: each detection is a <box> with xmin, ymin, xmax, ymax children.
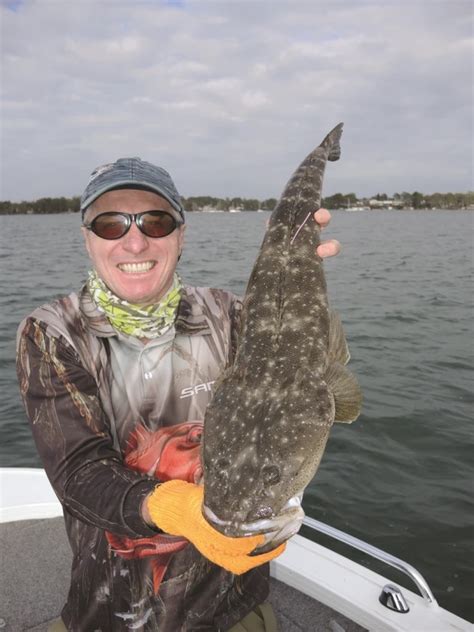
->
<box><xmin>202</xmin><ymin>381</ymin><xmax>335</xmax><ymax>538</ymax></box>
<box><xmin>202</xmin><ymin>429</ymin><xmax>330</xmax><ymax>537</ymax></box>
<box><xmin>125</xmin><ymin>421</ymin><xmax>203</xmax><ymax>483</ymax></box>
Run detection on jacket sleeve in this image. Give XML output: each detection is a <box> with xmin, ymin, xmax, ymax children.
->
<box><xmin>16</xmin><ymin>317</ymin><xmax>159</xmax><ymax>538</ymax></box>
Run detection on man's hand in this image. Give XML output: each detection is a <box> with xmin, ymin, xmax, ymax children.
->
<box><xmin>145</xmin><ymin>481</ymin><xmax>286</xmax><ymax>574</ymax></box>
<box><xmin>314</xmin><ymin>208</ymin><xmax>341</xmax><ymax>258</ymax></box>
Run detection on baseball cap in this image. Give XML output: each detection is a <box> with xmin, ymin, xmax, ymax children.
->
<box><xmin>80</xmin><ymin>157</ymin><xmax>185</xmax><ymax>223</ymax></box>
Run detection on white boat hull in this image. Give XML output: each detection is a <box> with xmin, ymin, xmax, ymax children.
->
<box><xmin>1</xmin><ymin>468</ymin><xmax>471</xmax><ymax>631</ymax></box>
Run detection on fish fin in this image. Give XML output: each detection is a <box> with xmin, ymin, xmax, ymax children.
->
<box><xmin>328</xmin><ymin>310</ymin><xmax>350</xmax><ymax>365</ymax></box>
<box><xmin>325</xmin><ymin>362</ymin><xmax>362</xmax><ymax>423</ymax></box>
<box><xmin>320</xmin><ymin>122</ymin><xmax>344</xmax><ymax>162</ymax></box>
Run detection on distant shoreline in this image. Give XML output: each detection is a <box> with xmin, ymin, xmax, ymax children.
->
<box><xmin>1</xmin><ymin>191</ymin><xmax>473</xmax><ymax>215</ymax></box>
<box><xmin>1</xmin><ymin>207</ymin><xmax>472</xmax><ymax>216</ymax></box>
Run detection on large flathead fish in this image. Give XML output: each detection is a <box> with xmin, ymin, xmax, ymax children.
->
<box><xmin>202</xmin><ymin>123</ymin><xmax>362</xmax><ymax>547</ymax></box>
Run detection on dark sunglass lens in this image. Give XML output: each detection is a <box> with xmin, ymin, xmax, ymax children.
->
<box><xmin>141</xmin><ymin>212</ymin><xmax>177</xmax><ymax>238</ymax></box>
<box><xmin>92</xmin><ymin>214</ymin><xmax>128</xmax><ymax>239</ymax></box>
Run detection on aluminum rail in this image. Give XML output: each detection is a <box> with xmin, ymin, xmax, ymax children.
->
<box><xmin>302</xmin><ymin>516</ymin><xmax>438</xmax><ymax>606</ymax></box>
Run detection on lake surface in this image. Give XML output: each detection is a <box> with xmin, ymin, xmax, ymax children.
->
<box><xmin>0</xmin><ymin>210</ymin><xmax>473</xmax><ymax>621</ymax></box>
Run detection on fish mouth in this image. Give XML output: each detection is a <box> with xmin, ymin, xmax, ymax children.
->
<box><xmin>202</xmin><ymin>494</ymin><xmax>304</xmax><ymax>554</ymax></box>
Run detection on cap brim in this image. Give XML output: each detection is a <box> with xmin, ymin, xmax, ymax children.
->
<box><xmin>81</xmin><ymin>180</ymin><xmax>184</xmax><ymax>223</ymax></box>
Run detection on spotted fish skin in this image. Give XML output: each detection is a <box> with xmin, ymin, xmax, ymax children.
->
<box><xmin>202</xmin><ymin>123</ymin><xmax>361</xmax><ymax>537</ymax></box>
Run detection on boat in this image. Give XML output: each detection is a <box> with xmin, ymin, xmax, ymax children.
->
<box><xmin>0</xmin><ymin>468</ymin><xmax>471</xmax><ymax>631</ymax></box>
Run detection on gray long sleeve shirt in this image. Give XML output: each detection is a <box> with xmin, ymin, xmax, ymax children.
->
<box><xmin>16</xmin><ymin>284</ymin><xmax>269</xmax><ymax>631</ymax></box>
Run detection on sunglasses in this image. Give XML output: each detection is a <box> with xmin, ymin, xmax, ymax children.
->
<box><xmin>83</xmin><ymin>210</ymin><xmax>182</xmax><ymax>240</ymax></box>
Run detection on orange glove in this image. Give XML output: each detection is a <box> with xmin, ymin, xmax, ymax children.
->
<box><xmin>146</xmin><ymin>479</ymin><xmax>286</xmax><ymax>574</ymax></box>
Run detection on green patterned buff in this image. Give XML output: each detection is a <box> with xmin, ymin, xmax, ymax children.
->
<box><xmin>87</xmin><ymin>270</ymin><xmax>183</xmax><ymax>338</ymax></box>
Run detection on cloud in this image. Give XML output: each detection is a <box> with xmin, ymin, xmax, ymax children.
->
<box><xmin>1</xmin><ymin>0</ymin><xmax>472</xmax><ymax>201</ymax></box>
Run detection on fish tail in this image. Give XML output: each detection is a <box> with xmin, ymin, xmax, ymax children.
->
<box><xmin>319</xmin><ymin>122</ymin><xmax>344</xmax><ymax>162</ymax></box>
<box><xmin>267</xmin><ymin>123</ymin><xmax>344</xmax><ymax>235</ymax></box>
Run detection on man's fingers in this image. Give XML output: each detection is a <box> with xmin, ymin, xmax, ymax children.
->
<box><xmin>313</xmin><ymin>207</ymin><xmax>331</xmax><ymax>228</ymax></box>
<box><xmin>317</xmin><ymin>239</ymin><xmax>341</xmax><ymax>259</ymax></box>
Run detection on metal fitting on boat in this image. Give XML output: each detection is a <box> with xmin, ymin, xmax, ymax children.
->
<box><xmin>379</xmin><ymin>584</ymin><xmax>410</xmax><ymax>613</ymax></box>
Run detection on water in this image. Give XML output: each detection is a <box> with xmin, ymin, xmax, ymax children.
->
<box><xmin>0</xmin><ymin>210</ymin><xmax>473</xmax><ymax>621</ymax></box>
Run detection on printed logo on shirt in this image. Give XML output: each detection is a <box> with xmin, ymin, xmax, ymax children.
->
<box><xmin>180</xmin><ymin>380</ymin><xmax>215</xmax><ymax>399</ymax></box>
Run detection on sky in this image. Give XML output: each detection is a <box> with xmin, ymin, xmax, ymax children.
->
<box><xmin>1</xmin><ymin>0</ymin><xmax>472</xmax><ymax>201</ymax></box>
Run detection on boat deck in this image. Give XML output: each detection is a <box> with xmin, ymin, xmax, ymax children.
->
<box><xmin>0</xmin><ymin>517</ymin><xmax>365</xmax><ymax>631</ymax></box>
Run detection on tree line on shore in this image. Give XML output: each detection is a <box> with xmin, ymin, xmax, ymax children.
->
<box><xmin>0</xmin><ymin>191</ymin><xmax>472</xmax><ymax>215</ymax></box>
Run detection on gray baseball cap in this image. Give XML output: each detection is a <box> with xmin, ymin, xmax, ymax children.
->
<box><xmin>80</xmin><ymin>157</ymin><xmax>185</xmax><ymax>222</ymax></box>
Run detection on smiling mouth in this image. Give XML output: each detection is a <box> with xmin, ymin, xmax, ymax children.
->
<box><xmin>117</xmin><ymin>261</ymin><xmax>156</xmax><ymax>274</ymax></box>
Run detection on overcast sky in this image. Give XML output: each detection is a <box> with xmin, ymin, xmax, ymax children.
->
<box><xmin>1</xmin><ymin>0</ymin><xmax>472</xmax><ymax>201</ymax></box>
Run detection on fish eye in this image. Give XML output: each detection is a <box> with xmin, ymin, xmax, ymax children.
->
<box><xmin>186</xmin><ymin>427</ymin><xmax>202</xmax><ymax>444</ymax></box>
<box><xmin>261</xmin><ymin>464</ymin><xmax>281</xmax><ymax>485</ymax></box>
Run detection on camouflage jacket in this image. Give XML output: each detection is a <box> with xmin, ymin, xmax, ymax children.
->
<box><xmin>16</xmin><ymin>284</ymin><xmax>269</xmax><ymax>631</ymax></box>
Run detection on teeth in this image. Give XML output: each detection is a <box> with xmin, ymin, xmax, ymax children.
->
<box><xmin>118</xmin><ymin>261</ymin><xmax>155</xmax><ymax>274</ymax></box>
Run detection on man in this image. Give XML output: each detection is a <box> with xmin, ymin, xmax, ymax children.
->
<box><xmin>17</xmin><ymin>158</ymin><xmax>340</xmax><ymax>631</ymax></box>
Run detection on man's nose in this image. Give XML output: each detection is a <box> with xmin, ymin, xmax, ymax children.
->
<box><xmin>121</xmin><ymin>222</ymin><xmax>148</xmax><ymax>253</ymax></box>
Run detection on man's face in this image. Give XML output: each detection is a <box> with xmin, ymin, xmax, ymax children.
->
<box><xmin>82</xmin><ymin>189</ymin><xmax>185</xmax><ymax>305</ymax></box>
